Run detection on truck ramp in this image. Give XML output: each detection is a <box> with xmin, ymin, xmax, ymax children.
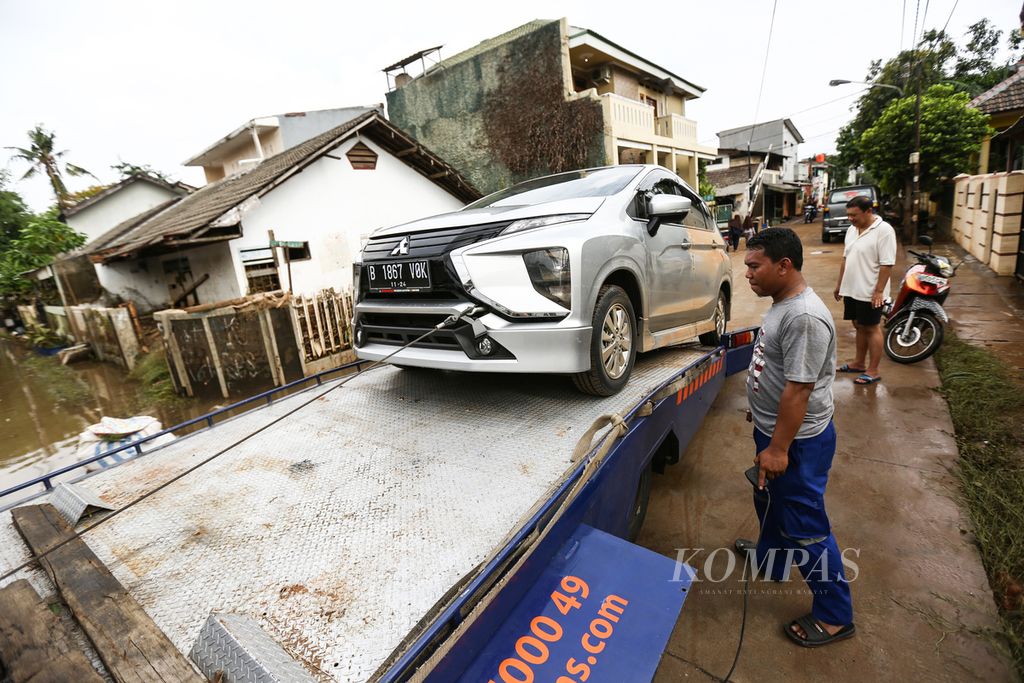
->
<box><xmin>0</xmin><ymin>345</ymin><xmax>710</xmax><ymax>681</ymax></box>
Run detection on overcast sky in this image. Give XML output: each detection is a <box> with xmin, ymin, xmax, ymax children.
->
<box><xmin>1</xmin><ymin>0</ymin><xmax>1020</xmax><ymax>211</ymax></box>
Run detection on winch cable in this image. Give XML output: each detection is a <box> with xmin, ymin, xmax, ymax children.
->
<box><xmin>1</xmin><ymin>308</ymin><xmax>482</xmax><ymax>583</ymax></box>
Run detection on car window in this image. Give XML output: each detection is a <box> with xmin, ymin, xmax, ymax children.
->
<box><xmin>828</xmin><ymin>188</ymin><xmax>872</xmax><ymax>204</ymax></box>
<box><xmin>679</xmin><ymin>186</ymin><xmax>713</xmax><ymax>231</ymax></box>
<box><xmin>466</xmin><ymin>166</ymin><xmax>643</xmax><ymax>209</ymax></box>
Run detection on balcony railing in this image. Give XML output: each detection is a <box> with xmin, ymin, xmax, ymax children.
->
<box><xmin>600</xmin><ymin>93</ymin><xmax>700</xmax><ymax>149</ymax></box>
<box><xmin>655</xmin><ymin>114</ymin><xmax>698</xmax><ymax>146</ymax></box>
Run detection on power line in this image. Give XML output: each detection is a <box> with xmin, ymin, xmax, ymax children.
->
<box><xmin>920</xmin><ymin>0</ymin><xmax>931</xmax><ymax>42</ymax></box>
<box><xmin>697</xmin><ymin>89</ymin><xmax>867</xmax><ymax>147</ymax></box>
<box><xmin>941</xmin><ymin>0</ymin><xmax>960</xmax><ymax>34</ymax></box>
<box><xmin>900</xmin><ymin>0</ymin><xmax>907</xmax><ymax>53</ymax></box>
<box><xmin>748</xmin><ymin>0</ymin><xmax>780</xmax><ymax>149</ymax></box>
<box><xmin>912</xmin><ymin>0</ymin><xmax>921</xmax><ymax>48</ymax></box>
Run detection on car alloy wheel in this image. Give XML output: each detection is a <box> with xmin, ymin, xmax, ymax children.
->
<box><xmin>573</xmin><ymin>284</ymin><xmax>636</xmax><ymax>396</ymax></box>
<box><xmin>601</xmin><ymin>303</ymin><xmax>632</xmax><ymax>380</ymax></box>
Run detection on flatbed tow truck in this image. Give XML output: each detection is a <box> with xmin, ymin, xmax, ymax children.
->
<box><xmin>0</xmin><ymin>329</ymin><xmax>756</xmax><ymax>683</ymax></box>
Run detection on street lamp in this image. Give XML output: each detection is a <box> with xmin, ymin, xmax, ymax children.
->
<box><xmin>828</xmin><ymin>79</ymin><xmax>905</xmax><ymax>97</ymax></box>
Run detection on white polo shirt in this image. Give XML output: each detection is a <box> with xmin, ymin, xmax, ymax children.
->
<box><xmin>839</xmin><ymin>216</ymin><xmax>897</xmax><ymax>302</ymax></box>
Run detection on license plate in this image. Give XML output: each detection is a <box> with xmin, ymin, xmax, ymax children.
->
<box><xmin>366</xmin><ymin>260</ymin><xmax>431</xmax><ymax>292</ymax></box>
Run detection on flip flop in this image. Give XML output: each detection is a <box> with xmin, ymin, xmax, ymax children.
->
<box><xmin>854</xmin><ymin>374</ymin><xmax>882</xmax><ymax>385</ymax></box>
<box><xmin>785</xmin><ymin>614</ymin><xmax>856</xmax><ymax>648</ymax></box>
<box><xmin>837</xmin><ymin>363</ymin><xmax>867</xmax><ymax>373</ymax></box>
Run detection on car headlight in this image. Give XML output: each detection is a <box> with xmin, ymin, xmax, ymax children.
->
<box><xmin>523</xmin><ymin>248</ymin><xmax>570</xmax><ymax>309</ymax></box>
<box><xmin>501</xmin><ymin>214</ymin><xmax>590</xmax><ymax>235</ymax></box>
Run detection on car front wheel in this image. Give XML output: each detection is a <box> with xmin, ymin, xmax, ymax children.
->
<box><xmin>573</xmin><ymin>285</ymin><xmax>636</xmax><ymax>396</ymax></box>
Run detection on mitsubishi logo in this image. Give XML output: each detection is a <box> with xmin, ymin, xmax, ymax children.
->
<box><xmin>390</xmin><ymin>236</ymin><xmax>410</xmax><ymax>257</ymax></box>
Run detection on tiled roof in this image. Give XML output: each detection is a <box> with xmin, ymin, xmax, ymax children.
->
<box><xmin>971</xmin><ymin>66</ymin><xmax>1024</xmax><ymax>115</ymax></box>
<box><xmin>707</xmin><ymin>165</ymin><xmax>757</xmax><ymax>190</ymax></box>
<box><xmin>82</xmin><ymin>198</ymin><xmax>183</xmax><ymax>254</ymax></box>
<box><xmin>92</xmin><ymin>112</ymin><xmax>480</xmax><ymax>261</ymax></box>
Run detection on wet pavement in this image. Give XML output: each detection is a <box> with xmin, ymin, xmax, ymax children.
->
<box><xmin>643</xmin><ymin>221</ymin><xmax>1013</xmax><ymax>681</ymax></box>
<box><xmin>0</xmin><ymin>339</ymin><xmax>220</xmax><ymax>492</ymax></box>
<box><xmin>938</xmin><ymin>246</ymin><xmax>1024</xmax><ymax>372</ymax></box>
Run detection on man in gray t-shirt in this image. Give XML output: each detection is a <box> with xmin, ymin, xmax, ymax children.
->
<box><xmin>747</xmin><ymin>288</ymin><xmax>836</xmax><ymax>439</ymax></box>
<box><xmin>736</xmin><ymin>228</ymin><xmax>855</xmax><ymax>648</ymax></box>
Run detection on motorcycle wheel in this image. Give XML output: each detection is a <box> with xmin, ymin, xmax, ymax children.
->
<box><xmin>884</xmin><ymin>311</ymin><xmax>944</xmax><ymax>364</ymax></box>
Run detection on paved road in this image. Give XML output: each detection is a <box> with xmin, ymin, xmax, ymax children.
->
<box><xmin>644</xmin><ymin>220</ymin><xmax>1011</xmax><ymax>682</ymax></box>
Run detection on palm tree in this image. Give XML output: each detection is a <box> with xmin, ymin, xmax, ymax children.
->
<box><xmin>6</xmin><ymin>125</ymin><xmax>94</xmax><ymax>210</ymax></box>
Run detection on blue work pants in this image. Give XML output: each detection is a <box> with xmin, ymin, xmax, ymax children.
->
<box><xmin>751</xmin><ymin>422</ymin><xmax>854</xmax><ymax>626</ymax></box>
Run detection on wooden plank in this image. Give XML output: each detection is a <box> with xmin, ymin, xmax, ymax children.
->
<box><xmin>11</xmin><ymin>504</ymin><xmax>203</xmax><ymax>683</ymax></box>
<box><xmin>0</xmin><ymin>578</ymin><xmax>104</xmax><ymax>683</ymax></box>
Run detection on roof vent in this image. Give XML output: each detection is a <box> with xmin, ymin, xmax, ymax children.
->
<box><xmin>346</xmin><ymin>142</ymin><xmax>378</xmax><ymax>170</ymax></box>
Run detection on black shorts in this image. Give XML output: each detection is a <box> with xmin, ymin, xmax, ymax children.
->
<box><xmin>843</xmin><ymin>296</ymin><xmax>883</xmax><ymax>326</ymax></box>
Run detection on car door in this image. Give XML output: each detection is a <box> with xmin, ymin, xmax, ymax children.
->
<box><xmin>680</xmin><ymin>187</ymin><xmax>726</xmax><ymax>321</ymax></box>
<box><xmin>634</xmin><ymin>173</ymin><xmax>693</xmax><ymax>332</ymax></box>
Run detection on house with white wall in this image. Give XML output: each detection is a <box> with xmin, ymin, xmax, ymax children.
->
<box><xmin>63</xmin><ymin>174</ymin><xmax>192</xmax><ymax>245</ymax></box>
<box><xmin>85</xmin><ymin>111</ymin><xmax>479</xmax><ymax>313</ymax></box>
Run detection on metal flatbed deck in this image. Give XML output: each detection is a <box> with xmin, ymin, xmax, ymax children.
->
<box><xmin>0</xmin><ymin>345</ymin><xmax>709</xmax><ymax>682</ymax></box>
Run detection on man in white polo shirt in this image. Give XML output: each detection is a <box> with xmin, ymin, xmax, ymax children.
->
<box><xmin>832</xmin><ymin>195</ymin><xmax>896</xmax><ymax>385</ymax></box>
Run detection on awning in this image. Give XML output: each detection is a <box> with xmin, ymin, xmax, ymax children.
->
<box><xmin>763</xmin><ymin>182</ymin><xmax>801</xmax><ymax>194</ymax></box>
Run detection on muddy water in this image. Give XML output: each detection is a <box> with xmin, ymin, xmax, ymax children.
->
<box><xmin>0</xmin><ymin>340</ymin><xmax>221</xmax><ymax>492</ymax></box>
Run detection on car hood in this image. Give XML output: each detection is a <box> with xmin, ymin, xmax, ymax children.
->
<box><xmin>371</xmin><ymin>197</ymin><xmax>607</xmax><ymax>237</ymax></box>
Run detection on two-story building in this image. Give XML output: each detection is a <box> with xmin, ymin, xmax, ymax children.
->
<box><xmin>706</xmin><ymin>118</ymin><xmax>804</xmax><ymax>224</ymax></box>
<box><xmin>384</xmin><ymin>18</ymin><xmax>716</xmax><ymax>194</ymax></box>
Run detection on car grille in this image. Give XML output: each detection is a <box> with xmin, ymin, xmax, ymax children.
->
<box><xmin>360</xmin><ymin>312</ymin><xmax>463</xmax><ymax>350</ymax></box>
<box><xmin>362</xmin><ymin>221</ymin><xmax>512</xmax><ymax>261</ymax></box>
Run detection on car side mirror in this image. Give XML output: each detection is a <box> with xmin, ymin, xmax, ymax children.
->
<box><xmin>647</xmin><ymin>195</ymin><xmax>691</xmax><ymax>235</ymax></box>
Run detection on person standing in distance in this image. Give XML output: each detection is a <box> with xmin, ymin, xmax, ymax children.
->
<box><xmin>834</xmin><ymin>195</ymin><xmax>897</xmax><ymax>385</ymax></box>
<box><xmin>736</xmin><ymin>227</ymin><xmax>855</xmax><ymax>647</ymax></box>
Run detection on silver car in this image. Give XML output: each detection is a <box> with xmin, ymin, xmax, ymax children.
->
<box><xmin>352</xmin><ymin>165</ymin><xmax>732</xmax><ymax>395</ymax></box>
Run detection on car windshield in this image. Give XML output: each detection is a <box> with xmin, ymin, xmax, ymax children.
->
<box><xmin>466</xmin><ymin>167</ymin><xmax>643</xmax><ymax>209</ymax></box>
<box><xmin>829</xmin><ymin>188</ymin><xmax>872</xmax><ymax>204</ymax></box>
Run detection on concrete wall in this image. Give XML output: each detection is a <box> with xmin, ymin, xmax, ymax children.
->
<box><xmin>277</xmin><ymin>107</ymin><xmax>379</xmax><ymax>149</ymax></box>
<box><xmin>95</xmin><ymin>241</ymin><xmax>241</xmax><ymax>313</ymax></box>
<box><xmin>67</xmin><ymin>182</ymin><xmax>182</xmax><ymax>244</ymax></box>
<box><xmin>216</xmin><ymin>130</ymin><xmax>285</xmax><ymax>179</ymax></box>
<box><xmin>386</xmin><ymin>19</ymin><xmax>605</xmax><ymax>194</ymax></box>
<box><xmin>230</xmin><ymin>136</ymin><xmax>465</xmax><ymax>295</ymax></box>
<box><xmin>952</xmin><ymin>171</ymin><xmax>1023</xmax><ymax>276</ymax></box>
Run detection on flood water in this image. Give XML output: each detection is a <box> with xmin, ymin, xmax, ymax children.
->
<box><xmin>0</xmin><ymin>339</ymin><xmax>222</xmax><ymax>493</ymax></box>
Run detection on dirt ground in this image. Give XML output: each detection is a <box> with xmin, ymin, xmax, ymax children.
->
<box><xmin>643</xmin><ymin>220</ymin><xmax>1013</xmax><ymax>682</ymax></box>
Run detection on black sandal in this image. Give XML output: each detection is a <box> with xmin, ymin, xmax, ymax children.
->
<box><xmin>785</xmin><ymin>614</ymin><xmax>856</xmax><ymax>648</ymax></box>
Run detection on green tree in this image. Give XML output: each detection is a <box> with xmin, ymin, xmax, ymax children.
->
<box><xmin>111</xmin><ymin>161</ymin><xmax>174</xmax><ymax>184</ymax></box>
<box><xmin>6</xmin><ymin>125</ymin><xmax>94</xmax><ymax>210</ymax></box>
<box><xmin>835</xmin><ymin>30</ymin><xmax>957</xmax><ymax>170</ymax></box>
<box><xmin>859</xmin><ymin>85</ymin><xmax>990</xmax><ymax>195</ymax></box>
<box><xmin>953</xmin><ymin>19</ymin><xmax>1022</xmax><ymax>94</ymax></box>
<box><xmin>0</xmin><ymin>171</ymin><xmax>32</xmax><ymax>251</ymax></box>
<box><xmin>0</xmin><ymin>207</ymin><xmax>86</xmax><ymax>296</ymax></box>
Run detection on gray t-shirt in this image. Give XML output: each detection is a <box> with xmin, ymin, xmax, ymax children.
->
<box><xmin>746</xmin><ymin>287</ymin><xmax>836</xmax><ymax>439</ymax></box>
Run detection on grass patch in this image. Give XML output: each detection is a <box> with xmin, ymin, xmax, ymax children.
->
<box><xmin>22</xmin><ymin>355</ymin><xmax>91</xmax><ymax>406</ymax></box>
<box><xmin>935</xmin><ymin>333</ymin><xmax>1024</xmax><ymax>674</ymax></box>
<box><xmin>128</xmin><ymin>348</ymin><xmax>182</xmax><ymax>406</ymax></box>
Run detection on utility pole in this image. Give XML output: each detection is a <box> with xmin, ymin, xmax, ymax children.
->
<box><xmin>909</xmin><ymin>62</ymin><xmax>923</xmax><ymax>244</ymax></box>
